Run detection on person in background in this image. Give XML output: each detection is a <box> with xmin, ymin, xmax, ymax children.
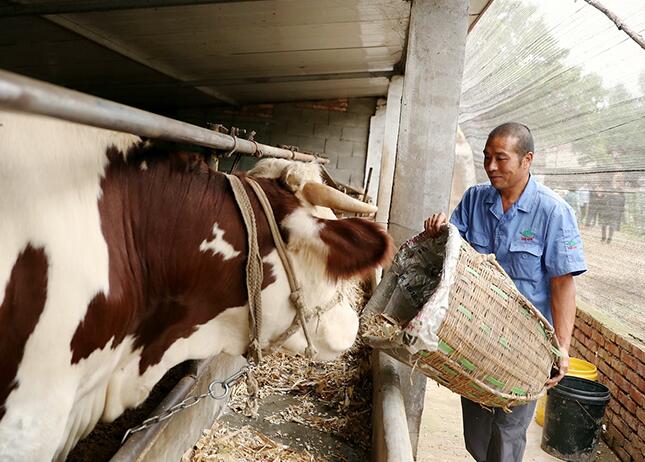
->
<box><xmin>577</xmin><ymin>184</ymin><xmax>590</xmax><ymax>224</ymax></box>
<box><xmin>424</xmin><ymin>123</ymin><xmax>587</xmax><ymax>462</ymax></box>
<box><xmin>585</xmin><ymin>190</ymin><xmax>603</xmax><ymax>228</ymax></box>
<box><xmin>600</xmin><ymin>174</ymin><xmax>625</xmax><ymax>244</ymax></box>
<box><xmin>563</xmin><ymin>188</ymin><xmax>579</xmax><ymax>217</ymax></box>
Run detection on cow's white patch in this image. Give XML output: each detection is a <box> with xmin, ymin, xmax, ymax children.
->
<box><xmin>0</xmin><ymin>111</ymin><xmax>139</xmax><ymax>461</ymax></box>
<box><xmin>200</xmin><ymin>223</ymin><xmax>240</xmax><ymax>260</ymax></box>
<box><xmin>248</xmin><ymin>159</ymin><xmax>337</xmax><ymax>219</ymax></box>
<box><xmin>281</xmin><ymin>208</ymin><xmax>326</xmax><ymax>254</ymax></box>
<box><xmin>248</xmin><ymin>158</ymin><xmax>322</xmax><ymax>192</ymax></box>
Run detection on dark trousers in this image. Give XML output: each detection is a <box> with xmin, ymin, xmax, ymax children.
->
<box><xmin>461</xmin><ymin>397</ymin><xmax>537</xmax><ymax>462</ymax></box>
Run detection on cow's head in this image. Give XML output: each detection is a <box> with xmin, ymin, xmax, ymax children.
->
<box><xmin>247</xmin><ymin>159</ymin><xmax>392</xmax><ymax>360</ymax></box>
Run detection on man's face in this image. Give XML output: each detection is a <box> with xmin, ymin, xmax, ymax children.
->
<box><xmin>483</xmin><ymin>135</ymin><xmax>532</xmax><ymax>192</ymax></box>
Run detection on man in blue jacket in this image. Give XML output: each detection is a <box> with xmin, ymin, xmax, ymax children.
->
<box><xmin>424</xmin><ymin>122</ymin><xmax>587</xmax><ymax>462</ymax></box>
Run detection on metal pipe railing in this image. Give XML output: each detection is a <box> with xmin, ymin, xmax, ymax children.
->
<box><xmin>0</xmin><ymin>69</ymin><xmax>327</xmax><ymax>164</ymax></box>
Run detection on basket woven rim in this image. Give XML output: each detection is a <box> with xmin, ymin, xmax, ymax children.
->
<box><xmin>418</xmin><ymin>350</ymin><xmax>548</xmax><ymax>407</ymax></box>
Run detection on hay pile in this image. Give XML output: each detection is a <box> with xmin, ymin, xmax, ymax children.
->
<box><xmin>188</xmin><ymin>284</ymin><xmax>378</xmax><ymax>461</ymax></box>
<box><xmin>227</xmin><ymin>336</ymin><xmax>373</xmax><ymax>448</ymax></box>
<box><xmin>184</xmin><ymin>421</ymin><xmax>324</xmax><ymax>462</ymax></box>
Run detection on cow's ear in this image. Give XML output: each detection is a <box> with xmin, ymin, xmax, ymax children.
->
<box><xmin>318</xmin><ymin>218</ymin><xmax>393</xmax><ymax>280</ymax></box>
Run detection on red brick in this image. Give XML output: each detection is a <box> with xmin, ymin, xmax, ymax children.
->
<box><xmin>611</xmin><ymin>414</ymin><xmax>630</xmax><ymax>439</ymax></box>
<box><xmin>631</xmin><ymin>343</ymin><xmax>645</xmax><ymax>363</ymax></box>
<box><xmin>625</xmin><ymin>369</ymin><xmax>645</xmax><ymax>394</ymax></box>
<box><xmin>630</xmin><ymin>386</ymin><xmax>644</xmax><ymax>409</ymax></box>
<box><xmin>597</xmin><ymin>358</ymin><xmax>612</xmax><ymax>376</ymax></box>
<box><xmin>610</xmin><ymin>399</ymin><xmax>622</xmax><ymax>415</ymax></box>
<box><xmin>577</xmin><ymin>347</ymin><xmax>593</xmax><ymax>364</ymax></box>
<box><xmin>619</xmin><ymin>393</ymin><xmax>638</xmax><ymax>415</ymax></box>
<box><xmin>614</xmin><ymin>445</ymin><xmax>632</xmax><ymax>462</ymax></box>
<box><xmin>579</xmin><ymin>351</ymin><xmax>593</xmax><ymax>365</ymax></box>
<box><xmin>577</xmin><ymin>331</ymin><xmax>592</xmax><ymax>348</ymax></box>
<box><xmin>615</xmin><ymin>334</ymin><xmax>634</xmax><ymax>353</ymax></box>
<box><xmin>619</xmin><ymin>406</ymin><xmax>639</xmax><ymax>432</ymax></box>
<box><xmin>592</xmin><ymin>329</ymin><xmax>606</xmax><ymax>348</ymax></box>
<box><xmin>603</xmin><ymin>433</ymin><xmax>615</xmax><ymax>448</ymax></box>
<box><xmin>600</xmin><ymin>323</ymin><xmax>617</xmax><ymax>343</ymax></box>
<box><xmin>576</xmin><ymin>321</ymin><xmax>592</xmax><ymax>338</ymax></box>
<box><xmin>626</xmin><ymin>445</ymin><xmax>641</xmax><ymax>462</ymax></box>
<box><xmin>620</xmin><ymin>350</ymin><xmax>640</xmax><ymax>373</ymax></box>
<box><xmin>637</xmin><ymin>405</ymin><xmax>645</xmax><ymax>424</ymax></box>
<box><xmin>576</xmin><ymin>309</ymin><xmax>591</xmax><ymax>323</ymax></box>
<box><xmin>610</xmin><ymin>354</ymin><xmax>628</xmax><ymax>376</ymax></box>
<box><xmin>606</xmin><ymin>380</ymin><xmax>620</xmax><ymax>399</ymax></box>
<box><xmin>588</xmin><ymin>338</ymin><xmax>599</xmax><ymax>354</ymax></box>
<box><xmin>616</xmin><ymin>446</ymin><xmax>632</xmax><ymax>462</ymax></box>
<box><xmin>606</xmin><ymin>341</ymin><xmax>621</xmax><ymax>358</ymax></box>
<box><xmin>639</xmin><ymin>424</ymin><xmax>645</xmax><ymax>443</ymax></box>
<box><xmin>614</xmin><ymin>372</ymin><xmax>632</xmax><ymax>393</ymax></box>
<box><xmin>599</xmin><ymin>347</ymin><xmax>612</xmax><ymax>363</ymax></box>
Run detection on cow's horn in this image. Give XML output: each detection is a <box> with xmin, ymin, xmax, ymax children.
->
<box><xmin>302</xmin><ymin>182</ymin><xmax>377</xmax><ymax>214</ymax></box>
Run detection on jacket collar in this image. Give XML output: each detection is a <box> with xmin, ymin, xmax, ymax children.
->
<box><xmin>485</xmin><ymin>175</ymin><xmax>537</xmax><ymax>218</ymax></box>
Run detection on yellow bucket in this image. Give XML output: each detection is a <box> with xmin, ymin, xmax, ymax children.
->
<box><xmin>535</xmin><ymin>357</ymin><xmax>598</xmax><ymax>426</ymax></box>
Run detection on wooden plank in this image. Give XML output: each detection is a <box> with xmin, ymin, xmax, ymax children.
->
<box><xmin>70</xmin><ymin>0</ymin><xmax>411</xmax><ymax>31</ymax></box>
<box><xmin>212</xmin><ymin>77</ymin><xmax>389</xmax><ymax>103</ymax></box>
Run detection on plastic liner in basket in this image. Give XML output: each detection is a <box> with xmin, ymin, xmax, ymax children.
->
<box><xmin>364</xmin><ymin>224</ymin><xmax>561</xmax><ymax>410</ymax></box>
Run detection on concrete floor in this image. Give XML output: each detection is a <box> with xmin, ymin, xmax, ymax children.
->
<box><xmin>416</xmin><ymin>383</ymin><xmax>619</xmax><ymax>462</ymax></box>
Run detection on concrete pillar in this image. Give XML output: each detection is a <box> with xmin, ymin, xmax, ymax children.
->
<box><xmin>365</xmin><ymin>99</ymin><xmax>387</xmax><ymax>203</ymax></box>
<box><xmin>385</xmin><ymin>0</ymin><xmax>469</xmax><ymax>456</ymax></box>
<box><xmin>450</xmin><ymin>125</ymin><xmax>477</xmax><ymax>213</ymax></box>
<box><xmin>388</xmin><ymin>0</ymin><xmax>469</xmax><ymax>246</ymax></box>
<box><xmin>375</xmin><ymin>76</ymin><xmax>404</xmax><ymax>227</ymax></box>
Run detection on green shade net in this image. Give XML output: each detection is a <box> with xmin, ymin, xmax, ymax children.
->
<box><xmin>459</xmin><ymin>0</ymin><xmax>645</xmax><ymax>339</ymax></box>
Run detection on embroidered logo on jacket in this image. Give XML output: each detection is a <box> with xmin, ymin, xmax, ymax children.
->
<box><xmin>565</xmin><ymin>239</ymin><xmax>578</xmax><ymax>250</ymax></box>
<box><xmin>520</xmin><ymin>229</ymin><xmax>535</xmax><ymax>241</ymax></box>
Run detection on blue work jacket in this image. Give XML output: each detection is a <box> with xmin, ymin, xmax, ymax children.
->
<box><xmin>450</xmin><ymin>176</ymin><xmax>587</xmax><ymax>325</ymax></box>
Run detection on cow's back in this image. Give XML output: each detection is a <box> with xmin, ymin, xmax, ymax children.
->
<box><xmin>0</xmin><ymin>111</ymin><xmax>140</xmax><ymax>461</ymax></box>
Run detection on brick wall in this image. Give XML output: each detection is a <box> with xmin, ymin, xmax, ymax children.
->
<box><xmin>175</xmin><ymin>97</ymin><xmax>376</xmax><ymax>188</ymax></box>
<box><xmin>569</xmin><ymin>305</ymin><xmax>645</xmax><ymax>462</ymax></box>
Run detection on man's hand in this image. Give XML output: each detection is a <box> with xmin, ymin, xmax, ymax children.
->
<box><xmin>546</xmin><ymin>347</ymin><xmax>569</xmax><ymax>388</ymax></box>
<box><xmin>424</xmin><ymin>213</ymin><xmax>448</xmax><ymax>238</ymax></box>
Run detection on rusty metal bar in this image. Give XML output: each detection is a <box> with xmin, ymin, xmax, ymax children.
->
<box><xmin>0</xmin><ymin>69</ymin><xmax>327</xmax><ymax>164</ymax></box>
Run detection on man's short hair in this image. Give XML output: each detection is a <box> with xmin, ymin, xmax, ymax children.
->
<box><xmin>488</xmin><ymin>122</ymin><xmax>534</xmax><ymax>158</ymax></box>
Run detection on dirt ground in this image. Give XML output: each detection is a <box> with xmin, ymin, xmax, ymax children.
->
<box><xmin>417</xmin><ymin>384</ymin><xmax>620</xmax><ymax>462</ymax></box>
<box><xmin>576</xmin><ymin>227</ymin><xmax>645</xmax><ymax>340</ymax></box>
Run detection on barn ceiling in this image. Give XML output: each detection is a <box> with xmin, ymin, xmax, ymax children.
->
<box><xmin>0</xmin><ymin>0</ymin><xmax>493</xmax><ymax>113</ymax></box>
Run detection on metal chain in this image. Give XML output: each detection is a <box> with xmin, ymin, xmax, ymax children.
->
<box><xmin>121</xmin><ymin>365</ymin><xmax>249</xmax><ymax>444</ymax></box>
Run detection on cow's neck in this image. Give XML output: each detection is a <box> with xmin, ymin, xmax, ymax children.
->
<box><xmin>71</xmin><ymin>151</ymin><xmax>285</xmax><ymax>375</ymax></box>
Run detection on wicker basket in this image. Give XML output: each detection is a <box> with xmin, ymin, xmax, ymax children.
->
<box><xmin>364</xmin><ymin>224</ymin><xmax>561</xmax><ymax>410</ymax></box>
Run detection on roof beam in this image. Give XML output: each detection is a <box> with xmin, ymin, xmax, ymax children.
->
<box><xmin>69</xmin><ymin>70</ymin><xmax>395</xmax><ymax>90</ymax></box>
<box><xmin>0</xmin><ymin>0</ymin><xmax>262</xmax><ymax>17</ymax></box>
<box><xmin>39</xmin><ymin>13</ymin><xmax>238</xmax><ymax>105</ymax></box>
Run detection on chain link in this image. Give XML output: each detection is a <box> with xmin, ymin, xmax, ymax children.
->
<box><xmin>121</xmin><ymin>365</ymin><xmax>249</xmax><ymax>444</ymax></box>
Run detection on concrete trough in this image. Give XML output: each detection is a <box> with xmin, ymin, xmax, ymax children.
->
<box><xmin>108</xmin><ymin>353</ymin><xmax>247</xmax><ymax>462</ymax></box>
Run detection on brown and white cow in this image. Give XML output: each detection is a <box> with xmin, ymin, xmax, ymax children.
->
<box><xmin>0</xmin><ymin>110</ymin><xmax>392</xmax><ymax>461</ymax></box>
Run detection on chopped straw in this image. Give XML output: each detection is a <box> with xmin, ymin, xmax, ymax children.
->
<box><xmin>189</xmin><ymin>283</ymin><xmax>378</xmax><ymax>461</ymax></box>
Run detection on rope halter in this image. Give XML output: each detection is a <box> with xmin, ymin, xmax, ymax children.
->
<box><xmin>225</xmin><ymin>174</ymin><xmax>342</xmax><ymax>364</ymax></box>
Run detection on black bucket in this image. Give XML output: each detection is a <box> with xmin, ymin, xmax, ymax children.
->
<box><xmin>541</xmin><ymin>376</ymin><xmax>610</xmax><ymax>461</ymax></box>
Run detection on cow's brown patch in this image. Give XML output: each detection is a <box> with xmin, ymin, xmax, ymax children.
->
<box><xmin>71</xmin><ymin>148</ymin><xmax>299</xmax><ymax>374</ymax></box>
<box><xmin>319</xmin><ymin>218</ymin><xmax>393</xmax><ymax>280</ymax></box>
<box><xmin>0</xmin><ymin>245</ymin><xmax>48</xmax><ymax>421</ymax></box>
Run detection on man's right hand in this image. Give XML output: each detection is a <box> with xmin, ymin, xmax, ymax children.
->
<box><xmin>423</xmin><ymin>213</ymin><xmax>448</xmax><ymax>238</ymax></box>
